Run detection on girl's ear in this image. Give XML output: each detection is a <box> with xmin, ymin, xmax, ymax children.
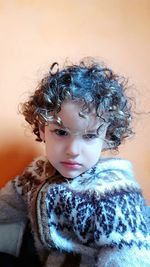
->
<box><xmin>39</xmin><ymin>125</ymin><xmax>45</xmax><ymax>141</ymax></box>
<box><xmin>102</xmin><ymin>140</ymin><xmax>115</xmax><ymax>151</ymax></box>
<box><xmin>102</xmin><ymin>140</ymin><xmax>109</xmax><ymax>151</ymax></box>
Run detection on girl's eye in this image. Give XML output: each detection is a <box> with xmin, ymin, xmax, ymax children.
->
<box><xmin>83</xmin><ymin>134</ymin><xmax>98</xmax><ymax>140</ymax></box>
<box><xmin>53</xmin><ymin>129</ymin><xmax>68</xmax><ymax>136</ymax></box>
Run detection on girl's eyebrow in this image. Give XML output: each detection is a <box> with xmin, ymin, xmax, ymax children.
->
<box><xmin>50</xmin><ymin>119</ymin><xmax>65</xmax><ymax>128</ymax></box>
<box><xmin>50</xmin><ymin>121</ymin><xmax>70</xmax><ymax>131</ymax></box>
<box><xmin>49</xmin><ymin>118</ymin><xmax>107</xmax><ymax>135</ymax></box>
<box><xmin>85</xmin><ymin>130</ymin><xmax>98</xmax><ymax>133</ymax></box>
<box><xmin>51</xmin><ymin>122</ymin><xmax>98</xmax><ymax>131</ymax></box>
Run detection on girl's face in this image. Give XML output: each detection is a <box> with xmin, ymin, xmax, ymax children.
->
<box><xmin>40</xmin><ymin>101</ymin><xmax>107</xmax><ymax>178</ymax></box>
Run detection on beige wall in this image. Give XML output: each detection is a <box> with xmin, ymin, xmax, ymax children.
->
<box><xmin>0</xmin><ymin>0</ymin><xmax>150</xmax><ymax>203</ymax></box>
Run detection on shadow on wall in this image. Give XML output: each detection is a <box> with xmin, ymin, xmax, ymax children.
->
<box><xmin>0</xmin><ymin>139</ymin><xmax>39</xmax><ymax>188</ymax></box>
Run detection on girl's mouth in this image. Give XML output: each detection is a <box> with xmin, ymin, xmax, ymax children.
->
<box><xmin>60</xmin><ymin>161</ymin><xmax>82</xmax><ymax>170</ymax></box>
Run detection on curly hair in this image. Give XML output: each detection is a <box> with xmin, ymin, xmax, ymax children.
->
<box><xmin>20</xmin><ymin>58</ymin><xmax>133</xmax><ymax>150</ymax></box>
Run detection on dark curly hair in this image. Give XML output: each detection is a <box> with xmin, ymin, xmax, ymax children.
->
<box><xmin>20</xmin><ymin>58</ymin><xmax>133</xmax><ymax>150</ymax></box>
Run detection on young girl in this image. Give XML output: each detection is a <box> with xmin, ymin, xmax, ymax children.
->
<box><xmin>0</xmin><ymin>58</ymin><xmax>149</xmax><ymax>267</ymax></box>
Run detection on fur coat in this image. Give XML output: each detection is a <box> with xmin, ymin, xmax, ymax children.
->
<box><xmin>0</xmin><ymin>156</ymin><xmax>150</xmax><ymax>267</ymax></box>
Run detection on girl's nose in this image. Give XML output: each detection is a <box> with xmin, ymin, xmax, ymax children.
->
<box><xmin>65</xmin><ymin>138</ymin><xmax>80</xmax><ymax>157</ymax></box>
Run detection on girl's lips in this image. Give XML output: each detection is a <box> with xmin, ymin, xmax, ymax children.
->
<box><xmin>60</xmin><ymin>162</ymin><xmax>82</xmax><ymax>169</ymax></box>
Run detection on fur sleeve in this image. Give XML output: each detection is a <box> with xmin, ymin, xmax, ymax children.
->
<box><xmin>0</xmin><ymin>181</ymin><xmax>28</xmax><ymax>256</ymax></box>
<box><xmin>0</xmin><ymin>156</ymin><xmax>47</xmax><ymax>223</ymax></box>
<box><xmin>0</xmin><ymin>180</ymin><xmax>27</xmax><ymax>223</ymax></box>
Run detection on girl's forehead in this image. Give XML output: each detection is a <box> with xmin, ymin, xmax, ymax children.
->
<box><xmin>50</xmin><ymin>101</ymin><xmax>106</xmax><ymax>131</ymax></box>
<box><xmin>58</xmin><ymin>100</ymin><xmax>96</xmax><ymax>118</ymax></box>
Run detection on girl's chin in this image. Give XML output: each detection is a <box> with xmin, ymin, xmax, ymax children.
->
<box><xmin>58</xmin><ymin>169</ymin><xmax>83</xmax><ymax>179</ymax></box>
